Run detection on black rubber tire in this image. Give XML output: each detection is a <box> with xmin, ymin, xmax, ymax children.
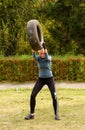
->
<box><xmin>27</xmin><ymin>19</ymin><xmax>44</xmax><ymax>51</ymax></box>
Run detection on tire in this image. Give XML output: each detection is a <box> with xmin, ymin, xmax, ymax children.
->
<box><xmin>27</xmin><ymin>19</ymin><xmax>44</xmax><ymax>51</ymax></box>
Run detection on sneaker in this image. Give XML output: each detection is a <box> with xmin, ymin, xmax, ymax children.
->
<box><xmin>55</xmin><ymin>114</ymin><xmax>60</xmax><ymax>120</ymax></box>
<box><xmin>25</xmin><ymin>114</ymin><xmax>34</xmax><ymax>120</ymax></box>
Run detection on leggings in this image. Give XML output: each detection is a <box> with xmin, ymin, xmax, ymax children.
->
<box><xmin>30</xmin><ymin>77</ymin><xmax>59</xmax><ymax>115</ymax></box>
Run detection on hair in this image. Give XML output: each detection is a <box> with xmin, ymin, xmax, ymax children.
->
<box><xmin>38</xmin><ymin>49</ymin><xmax>44</xmax><ymax>53</ymax></box>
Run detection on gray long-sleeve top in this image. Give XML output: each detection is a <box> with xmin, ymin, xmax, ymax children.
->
<box><xmin>32</xmin><ymin>52</ymin><xmax>53</xmax><ymax>78</ymax></box>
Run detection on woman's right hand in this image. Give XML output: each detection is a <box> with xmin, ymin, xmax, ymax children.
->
<box><xmin>32</xmin><ymin>49</ymin><xmax>35</xmax><ymax>52</ymax></box>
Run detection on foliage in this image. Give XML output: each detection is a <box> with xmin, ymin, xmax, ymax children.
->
<box><xmin>0</xmin><ymin>57</ymin><xmax>38</xmax><ymax>82</ymax></box>
<box><xmin>0</xmin><ymin>0</ymin><xmax>35</xmax><ymax>56</ymax></box>
<box><xmin>37</xmin><ymin>0</ymin><xmax>85</xmax><ymax>55</ymax></box>
<box><xmin>0</xmin><ymin>56</ymin><xmax>85</xmax><ymax>82</ymax></box>
<box><xmin>0</xmin><ymin>0</ymin><xmax>85</xmax><ymax>56</ymax></box>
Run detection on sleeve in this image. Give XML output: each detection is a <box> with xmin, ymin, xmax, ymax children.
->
<box><xmin>45</xmin><ymin>52</ymin><xmax>52</xmax><ymax>61</ymax></box>
<box><xmin>32</xmin><ymin>52</ymin><xmax>38</xmax><ymax>61</ymax></box>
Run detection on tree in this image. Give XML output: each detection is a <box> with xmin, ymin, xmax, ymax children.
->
<box><xmin>36</xmin><ymin>0</ymin><xmax>85</xmax><ymax>55</ymax></box>
<box><xmin>0</xmin><ymin>0</ymin><xmax>35</xmax><ymax>56</ymax></box>
<box><xmin>0</xmin><ymin>0</ymin><xmax>85</xmax><ymax>56</ymax></box>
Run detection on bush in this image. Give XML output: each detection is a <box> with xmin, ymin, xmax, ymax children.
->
<box><xmin>0</xmin><ymin>57</ymin><xmax>38</xmax><ymax>82</ymax></box>
<box><xmin>52</xmin><ymin>58</ymin><xmax>85</xmax><ymax>82</ymax></box>
<box><xmin>0</xmin><ymin>56</ymin><xmax>85</xmax><ymax>82</ymax></box>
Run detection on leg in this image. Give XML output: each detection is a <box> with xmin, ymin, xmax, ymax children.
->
<box><xmin>25</xmin><ymin>78</ymin><xmax>44</xmax><ymax>120</ymax></box>
<box><xmin>46</xmin><ymin>77</ymin><xmax>60</xmax><ymax>120</ymax></box>
<box><xmin>30</xmin><ymin>78</ymin><xmax>44</xmax><ymax>114</ymax></box>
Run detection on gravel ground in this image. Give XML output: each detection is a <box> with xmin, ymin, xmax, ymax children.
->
<box><xmin>0</xmin><ymin>82</ymin><xmax>85</xmax><ymax>90</ymax></box>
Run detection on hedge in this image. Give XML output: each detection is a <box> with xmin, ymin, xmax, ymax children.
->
<box><xmin>0</xmin><ymin>58</ymin><xmax>85</xmax><ymax>82</ymax></box>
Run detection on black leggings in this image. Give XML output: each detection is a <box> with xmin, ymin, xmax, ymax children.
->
<box><xmin>30</xmin><ymin>77</ymin><xmax>59</xmax><ymax>115</ymax></box>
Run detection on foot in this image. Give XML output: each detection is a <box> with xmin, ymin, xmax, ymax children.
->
<box><xmin>55</xmin><ymin>114</ymin><xmax>60</xmax><ymax>120</ymax></box>
<box><xmin>25</xmin><ymin>114</ymin><xmax>34</xmax><ymax>120</ymax></box>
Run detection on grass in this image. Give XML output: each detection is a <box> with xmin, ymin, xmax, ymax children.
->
<box><xmin>0</xmin><ymin>54</ymin><xmax>84</xmax><ymax>60</ymax></box>
<box><xmin>0</xmin><ymin>55</ymin><xmax>33</xmax><ymax>60</ymax></box>
<box><xmin>0</xmin><ymin>87</ymin><xmax>85</xmax><ymax>130</ymax></box>
<box><xmin>53</xmin><ymin>54</ymin><xmax>84</xmax><ymax>60</ymax></box>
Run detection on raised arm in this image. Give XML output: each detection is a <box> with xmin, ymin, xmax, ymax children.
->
<box><xmin>42</xmin><ymin>42</ymin><xmax>51</xmax><ymax>60</ymax></box>
<box><xmin>32</xmin><ymin>49</ymin><xmax>38</xmax><ymax>61</ymax></box>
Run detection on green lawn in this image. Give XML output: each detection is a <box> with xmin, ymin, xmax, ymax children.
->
<box><xmin>0</xmin><ymin>87</ymin><xmax>85</xmax><ymax>130</ymax></box>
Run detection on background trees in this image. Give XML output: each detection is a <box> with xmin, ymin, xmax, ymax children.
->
<box><xmin>37</xmin><ymin>0</ymin><xmax>85</xmax><ymax>55</ymax></box>
<box><xmin>0</xmin><ymin>0</ymin><xmax>35</xmax><ymax>56</ymax></box>
<box><xmin>0</xmin><ymin>0</ymin><xmax>85</xmax><ymax>56</ymax></box>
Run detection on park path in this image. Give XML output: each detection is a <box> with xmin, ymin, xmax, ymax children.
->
<box><xmin>0</xmin><ymin>82</ymin><xmax>85</xmax><ymax>90</ymax></box>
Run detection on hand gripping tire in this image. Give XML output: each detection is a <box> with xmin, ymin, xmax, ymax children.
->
<box><xmin>27</xmin><ymin>19</ymin><xmax>44</xmax><ymax>51</ymax></box>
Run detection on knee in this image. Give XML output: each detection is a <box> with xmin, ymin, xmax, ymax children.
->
<box><xmin>52</xmin><ymin>92</ymin><xmax>57</xmax><ymax>100</ymax></box>
<box><xmin>30</xmin><ymin>93</ymin><xmax>36</xmax><ymax>100</ymax></box>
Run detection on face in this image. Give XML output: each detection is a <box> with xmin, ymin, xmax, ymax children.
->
<box><xmin>38</xmin><ymin>49</ymin><xmax>45</xmax><ymax>58</ymax></box>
